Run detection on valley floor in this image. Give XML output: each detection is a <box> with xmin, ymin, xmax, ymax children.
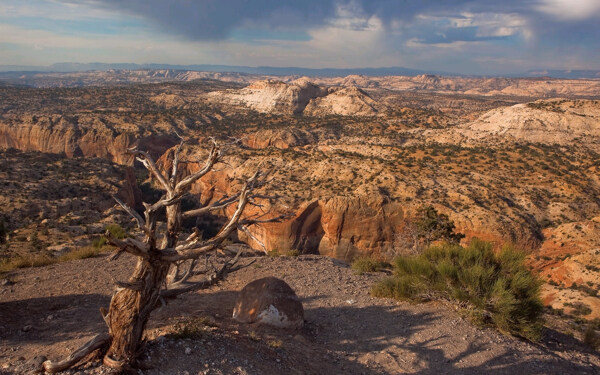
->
<box><xmin>0</xmin><ymin>254</ymin><xmax>599</xmax><ymax>375</ymax></box>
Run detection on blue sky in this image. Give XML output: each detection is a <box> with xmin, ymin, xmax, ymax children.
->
<box><xmin>1</xmin><ymin>0</ymin><xmax>599</xmax><ymax>74</ymax></box>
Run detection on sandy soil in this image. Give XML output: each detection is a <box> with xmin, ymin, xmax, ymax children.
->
<box><xmin>1</xmin><ymin>254</ymin><xmax>599</xmax><ymax>375</ymax></box>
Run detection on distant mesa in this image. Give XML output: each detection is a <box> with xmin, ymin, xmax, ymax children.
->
<box><xmin>304</xmin><ymin>86</ymin><xmax>383</xmax><ymax>116</ymax></box>
<box><xmin>456</xmin><ymin>99</ymin><xmax>600</xmax><ymax>147</ymax></box>
<box><xmin>209</xmin><ymin>78</ymin><xmax>385</xmax><ymax>116</ymax></box>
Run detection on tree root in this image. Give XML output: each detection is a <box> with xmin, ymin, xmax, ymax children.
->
<box><xmin>42</xmin><ymin>333</ymin><xmax>110</xmax><ymax>373</ymax></box>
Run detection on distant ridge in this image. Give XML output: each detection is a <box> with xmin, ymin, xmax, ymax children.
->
<box><xmin>1</xmin><ymin>63</ymin><xmax>599</xmax><ymax>79</ymax></box>
<box><xmin>524</xmin><ymin>70</ymin><xmax>600</xmax><ymax>79</ymax></box>
<box><xmin>0</xmin><ymin>63</ymin><xmax>459</xmax><ymax>77</ymax></box>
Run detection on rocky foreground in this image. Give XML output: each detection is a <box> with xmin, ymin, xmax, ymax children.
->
<box><xmin>1</xmin><ymin>254</ymin><xmax>599</xmax><ymax>375</ymax></box>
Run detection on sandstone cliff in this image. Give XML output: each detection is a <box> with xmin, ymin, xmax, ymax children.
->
<box><xmin>0</xmin><ymin>114</ymin><xmax>177</xmax><ymax>164</ymax></box>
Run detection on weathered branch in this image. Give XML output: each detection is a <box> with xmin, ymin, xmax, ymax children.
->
<box><xmin>174</xmin><ymin>140</ymin><xmax>220</xmax><ymax>194</ymax></box>
<box><xmin>106</xmin><ymin>233</ymin><xmax>150</xmax><ymax>259</ymax></box>
<box><xmin>181</xmin><ymin>192</ymin><xmax>241</xmax><ymax>218</ymax></box>
<box><xmin>238</xmin><ymin>224</ymin><xmax>268</xmax><ymax>254</ymax></box>
<box><xmin>238</xmin><ymin>214</ymin><xmax>289</xmax><ymax>226</ymax></box>
<box><xmin>126</xmin><ymin>148</ymin><xmax>172</xmax><ymax>193</ymax></box>
<box><xmin>112</xmin><ymin>196</ymin><xmax>145</xmax><ymax>232</ymax></box>
<box><xmin>42</xmin><ymin>333</ymin><xmax>110</xmax><ymax>373</ymax></box>
<box><xmin>161</xmin><ymin>249</ymin><xmax>248</xmax><ymax>299</ymax></box>
<box><xmin>114</xmin><ymin>279</ymin><xmax>145</xmax><ymax>291</ymax></box>
<box><xmin>167</xmin><ymin>259</ymin><xmax>197</xmax><ymax>287</ymax></box>
<box><xmin>170</xmin><ymin>136</ymin><xmax>185</xmax><ymax>187</ymax></box>
<box><xmin>160</xmin><ymin>171</ymin><xmax>259</xmax><ymax>262</ymax></box>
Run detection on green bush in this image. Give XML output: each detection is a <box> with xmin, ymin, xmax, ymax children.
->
<box><xmin>106</xmin><ymin>223</ymin><xmax>126</xmax><ymax>239</ymax></box>
<box><xmin>92</xmin><ymin>236</ymin><xmax>108</xmax><ymax>249</ymax></box>
<box><xmin>351</xmin><ymin>256</ymin><xmax>390</xmax><ymax>275</ymax></box>
<box><xmin>372</xmin><ymin>239</ymin><xmax>544</xmax><ymax>341</ymax></box>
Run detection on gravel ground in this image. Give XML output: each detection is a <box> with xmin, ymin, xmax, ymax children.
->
<box><xmin>1</xmin><ymin>254</ymin><xmax>599</xmax><ymax>374</ymax></box>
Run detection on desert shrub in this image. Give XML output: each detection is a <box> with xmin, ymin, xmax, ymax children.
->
<box><xmin>351</xmin><ymin>256</ymin><xmax>390</xmax><ymax>275</ymax></box>
<box><xmin>0</xmin><ymin>246</ymin><xmax>108</xmax><ymax>274</ymax></box>
<box><xmin>169</xmin><ymin>316</ymin><xmax>215</xmax><ymax>339</ymax></box>
<box><xmin>584</xmin><ymin>319</ymin><xmax>600</xmax><ymax>350</ymax></box>
<box><xmin>565</xmin><ymin>302</ymin><xmax>593</xmax><ymax>317</ymax></box>
<box><xmin>372</xmin><ymin>239</ymin><xmax>544</xmax><ymax>341</ymax></box>
<box><xmin>92</xmin><ymin>236</ymin><xmax>108</xmax><ymax>249</ymax></box>
<box><xmin>58</xmin><ymin>247</ymin><xmax>102</xmax><ymax>262</ymax></box>
<box><xmin>105</xmin><ymin>223</ymin><xmax>126</xmax><ymax>239</ymax></box>
<box><xmin>0</xmin><ymin>254</ymin><xmax>55</xmax><ymax>273</ymax></box>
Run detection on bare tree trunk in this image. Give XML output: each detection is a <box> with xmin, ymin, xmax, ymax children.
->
<box><xmin>43</xmin><ymin>140</ymin><xmax>280</xmax><ymax>373</ymax></box>
<box><xmin>104</xmin><ymin>257</ymin><xmax>170</xmax><ymax>369</ymax></box>
<box><xmin>105</xmin><ymin>199</ymin><xmax>181</xmax><ymax>368</ymax></box>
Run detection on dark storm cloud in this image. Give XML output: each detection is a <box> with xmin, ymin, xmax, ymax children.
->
<box><xmin>68</xmin><ymin>0</ymin><xmax>536</xmax><ymax>40</ymax></box>
<box><xmin>79</xmin><ymin>0</ymin><xmax>338</xmax><ymax>40</ymax></box>
<box><xmin>68</xmin><ymin>0</ymin><xmax>599</xmax><ymax>51</ymax></box>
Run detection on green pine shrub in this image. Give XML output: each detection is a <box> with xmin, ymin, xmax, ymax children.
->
<box><xmin>372</xmin><ymin>239</ymin><xmax>544</xmax><ymax>341</ymax></box>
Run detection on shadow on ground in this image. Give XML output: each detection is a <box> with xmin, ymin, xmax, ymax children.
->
<box><xmin>1</xmin><ymin>288</ymin><xmax>598</xmax><ymax>375</ymax></box>
<box><xmin>0</xmin><ymin>293</ymin><xmax>109</xmax><ymax>345</ymax></box>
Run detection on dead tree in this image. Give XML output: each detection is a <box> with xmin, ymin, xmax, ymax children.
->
<box><xmin>43</xmin><ymin>139</ymin><xmax>277</xmax><ymax>373</ymax></box>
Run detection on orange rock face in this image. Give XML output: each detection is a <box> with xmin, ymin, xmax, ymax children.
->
<box><xmin>0</xmin><ymin>115</ymin><xmax>177</xmax><ymax>164</ymax></box>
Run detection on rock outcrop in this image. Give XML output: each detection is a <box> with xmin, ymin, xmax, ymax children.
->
<box><xmin>461</xmin><ymin>99</ymin><xmax>600</xmax><ymax>145</ymax></box>
<box><xmin>429</xmin><ymin>99</ymin><xmax>600</xmax><ymax>150</ymax></box>
<box><xmin>0</xmin><ymin>114</ymin><xmax>177</xmax><ymax>164</ymax></box>
<box><xmin>209</xmin><ymin>78</ymin><xmax>328</xmax><ymax>115</ymax></box>
<box><xmin>233</xmin><ymin>277</ymin><xmax>304</xmax><ymax>329</ymax></box>
<box><xmin>208</xmin><ymin>79</ymin><xmax>384</xmax><ymax>116</ymax></box>
<box><xmin>304</xmin><ymin>86</ymin><xmax>383</xmax><ymax>116</ymax></box>
<box><xmin>243</xmin><ymin>128</ymin><xmax>316</xmax><ymax>149</ymax></box>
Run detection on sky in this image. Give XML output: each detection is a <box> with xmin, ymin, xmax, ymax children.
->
<box><xmin>1</xmin><ymin>0</ymin><xmax>599</xmax><ymax>75</ymax></box>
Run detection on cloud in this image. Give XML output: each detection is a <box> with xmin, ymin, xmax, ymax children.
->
<box><xmin>2</xmin><ymin>0</ymin><xmax>599</xmax><ymax>73</ymax></box>
<box><xmin>535</xmin><ymin>0</ymin><xmax>600</xmax><ymax>20</ymax></box>
<box><xmin>410</xmin><ymin>13</ymin><xmax>531</xmax><ymax>45</ymax></box>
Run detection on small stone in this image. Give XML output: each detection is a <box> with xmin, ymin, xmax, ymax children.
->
<box><xmin>22</xmin><ymin>325</ymin><xmax>32</xmax><ymax>332</ymax></box>
<box><xmin>185</xmin><ymin>347</ymin><xmax>192</xmax><ymax>355</ymax></box>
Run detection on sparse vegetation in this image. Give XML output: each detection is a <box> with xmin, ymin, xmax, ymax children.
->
<box><xmin>351</xmin><ymin>256</ymin><xmax>389</xmax><ymax>275</ymax></box>
<box><xmin>267</xmin><ymin>339</ymin><xmax>283</xmax><ymax>349</ymax></box>
<box><xmin>584</xmin><ymin>319</ymin><xmax>600</xmax><ymax>350</ymax></box>
<box><xmin>0</xmin><ymin>245</ymin><xmax>109</xmax><ymax>274</ymax></box>
<box><xmin>372</xmin><ymin>239</ymin><xmax>544</xmax><ymax>341</ymax></box>
<box><xmin>169</xmin><ymin>316</ymin><xmax>216</xmax><ymax>339</ymax></box>
<box><xmin>105</xmin><ymin>223</ymin><xmax>126</xmax><ymax>239</ymax></box>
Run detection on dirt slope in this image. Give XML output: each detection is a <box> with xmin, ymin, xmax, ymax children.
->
<box><xmin>1</xmin><ymin>254</ymin><xmax>599</xmax><ymax>374</ymax></box>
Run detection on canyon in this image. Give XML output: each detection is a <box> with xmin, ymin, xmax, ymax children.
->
<box><xmin>1</xmin><ymin>72</ymin><xmax>600</xmax><ymax>322</ymax></box>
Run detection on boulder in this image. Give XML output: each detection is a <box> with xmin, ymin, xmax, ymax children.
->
<box><xmin>233</xmin><ymin>277</ymin><xmax>304</xmax><ymax>329</ymax></box>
